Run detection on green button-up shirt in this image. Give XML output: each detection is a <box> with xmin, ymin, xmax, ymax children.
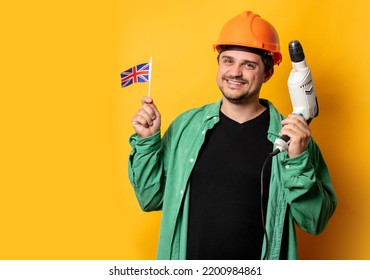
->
<box><xmin>128</xmin><ymin>99</ymin><xmax>337</xmax><ymax>259</ymax></box>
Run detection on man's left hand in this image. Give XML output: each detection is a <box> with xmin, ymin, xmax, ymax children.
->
<box><xmin>280</xmin><ymin>114</ymin><xmax>311</xmax><ymax>158</ymax></box>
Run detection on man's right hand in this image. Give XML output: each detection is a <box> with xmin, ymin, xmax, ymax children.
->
<box><xmin>132</xmin><ymin>96</ymin><xmax>161</xmax><ymax>138</ymax></box>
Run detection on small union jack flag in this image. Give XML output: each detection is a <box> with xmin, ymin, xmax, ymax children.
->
<box><xmin>120</xmin><ymin>62</ymin><xmax>150</xmax><ymax>88</ymax></box>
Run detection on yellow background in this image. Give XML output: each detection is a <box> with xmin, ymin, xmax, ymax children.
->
<box><xmin>1</xmin><ymin>0</ymin><xmax>369</xmax><ymax>259</ymax></box>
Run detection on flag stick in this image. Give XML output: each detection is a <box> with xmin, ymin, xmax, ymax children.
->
<box><xmin>148</xmin><ymin>56</ymin><xmax>152</xmax><ymax>97</ymax></box>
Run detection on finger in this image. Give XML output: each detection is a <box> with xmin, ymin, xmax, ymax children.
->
<box><xmin>132</xmin><ymin>115</ymin><xmax>149</xmax><ymax>129</ymax></box>
<box><xmin>140</xmin><ymin>96</ymin><xmax>153</xmax><ymax>105</ymax></box>
<box><xmin>280</xmin><ymin>122</ymin><xmax>311</xmax><ymax>144</ymax></box>
<box><xmin>281</xmin><ymin>114</ymin><xmax>306</xmax><ymax>124</ymax></box>
<box><xmin>133</xmin><ymin>109</ymin><xmax>154</xmax><ymax>127</ymax></box>
<box><xmin>281</xmin><ymin>120</ymin><xmax>311</xmax><ymax>135</ymax></box>
<box><xmin>282</xmin><ymin>115</ymin><xmax>309</xmax><ymax>132</ymax></box>
<box><xmin>141</xmin><ymin>97</ymin><xmax>161</xmax><ymax>121</ymax></box>
<box><xmin>280</xmin><ymin>126</ymin><xmax>310</xmax><ymax>141</ymax></box>
<box><xmin>142</xmin><ymin>104</ymin><xmax>157</xmax><ymax>121</ymax></box>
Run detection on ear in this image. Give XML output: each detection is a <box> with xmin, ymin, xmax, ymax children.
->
<box><xmin>263</xmin><ymin>68</ymin><xmax>274</xmax><ymax>83</ymax></box>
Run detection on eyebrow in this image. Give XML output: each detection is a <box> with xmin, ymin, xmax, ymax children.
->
<box><xmin>220</xmin><ymin>55</ymin><xmax>258</xmax><ymax>65</ymax></box>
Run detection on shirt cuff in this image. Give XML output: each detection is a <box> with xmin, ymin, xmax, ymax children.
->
<box><xmin>129</xmin><ymin>131</ymin><xmax>161</xmax><ymax>154</ymax></box>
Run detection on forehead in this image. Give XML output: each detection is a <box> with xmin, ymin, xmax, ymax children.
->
<box><xmin>219</xmin><ymin>50</ymin><xmax>262</xmax><ymax>63</ymax></box>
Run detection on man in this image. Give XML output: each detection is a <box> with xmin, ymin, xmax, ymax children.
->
<box><xmin>128</xmin><ymin>11</ymin><xmax>337</xmax><ymax>260</ymax></box>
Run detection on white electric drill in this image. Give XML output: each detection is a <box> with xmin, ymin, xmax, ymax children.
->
<box><xmin>272</xmin><ymin>40</ymin><xmax>319</xmax><ymax>156</ymax></box>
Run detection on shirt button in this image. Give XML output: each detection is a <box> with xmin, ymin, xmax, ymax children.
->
<box><xmin>190</xmin><ymin>158</ymin><xmax>194</xmax><ymax>163</ymax></box>
<box><xmin>201</xmin><ymin>130</ymin><xmax>205</xmax><ymax>135</ymax></box>
<box><xmin>180</xmin><ymin>190</ymin><xmax>184</xmax><ymax>195</ymax></box>
<box><xmin>285</xmin><ymin>165</ymin><xmax>290</xmax><ymax>169</ymax></box>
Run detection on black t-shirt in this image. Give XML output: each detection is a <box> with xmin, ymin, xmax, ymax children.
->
<box><xmin>186</xmin><ymin>107</ymin><xmax>272</xmax><ymax>260</ymax></box>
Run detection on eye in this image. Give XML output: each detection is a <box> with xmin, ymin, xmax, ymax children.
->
<box><xmin>244</xmin><ymin>63</ymin><xmax>256</xmax><ymax>70</ymax></box>
<box><xmin>221</xmin><ymin>57</ymin><xmax>234</xmax><ymax>65</ymax></box>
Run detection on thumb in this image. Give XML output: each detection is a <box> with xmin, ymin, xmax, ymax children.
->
<box><xmin>141</xmin><ymin>96</ymin><xmax>153</xmax><ymax>105</ymax></box>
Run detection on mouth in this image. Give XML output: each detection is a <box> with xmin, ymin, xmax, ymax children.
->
<box><xmin>225</xmin><ymin>78</ymin><xmax>246</xmax><ymax>88</ymax></box>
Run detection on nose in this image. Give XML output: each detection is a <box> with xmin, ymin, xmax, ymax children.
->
<box><xmin>229</xmin><ymin>64</ymin><xmax>243</xmax><ymax>78</ymax></box>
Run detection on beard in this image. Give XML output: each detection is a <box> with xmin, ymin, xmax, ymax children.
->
<box><xmin>219</xmin><ymin>82</ymin><xmax>262</xmax><ymax>105</ymax></box>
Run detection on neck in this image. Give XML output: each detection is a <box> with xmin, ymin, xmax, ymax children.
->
<box><xmin>220</xmin><ymin>98</ymin><xmax>266</xmax><ymax>124</ymax></box>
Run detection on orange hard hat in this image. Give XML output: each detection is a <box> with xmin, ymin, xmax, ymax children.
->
<box><xmin>214</xmin><ymin>11</ymin><xmax>282</xmax><ymax>65</ymax></box>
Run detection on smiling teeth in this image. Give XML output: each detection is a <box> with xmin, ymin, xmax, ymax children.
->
<box><xmin>229</xmin><ymin>80</ymin><xmax>242</xmax><ymax>85</ymax></box>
